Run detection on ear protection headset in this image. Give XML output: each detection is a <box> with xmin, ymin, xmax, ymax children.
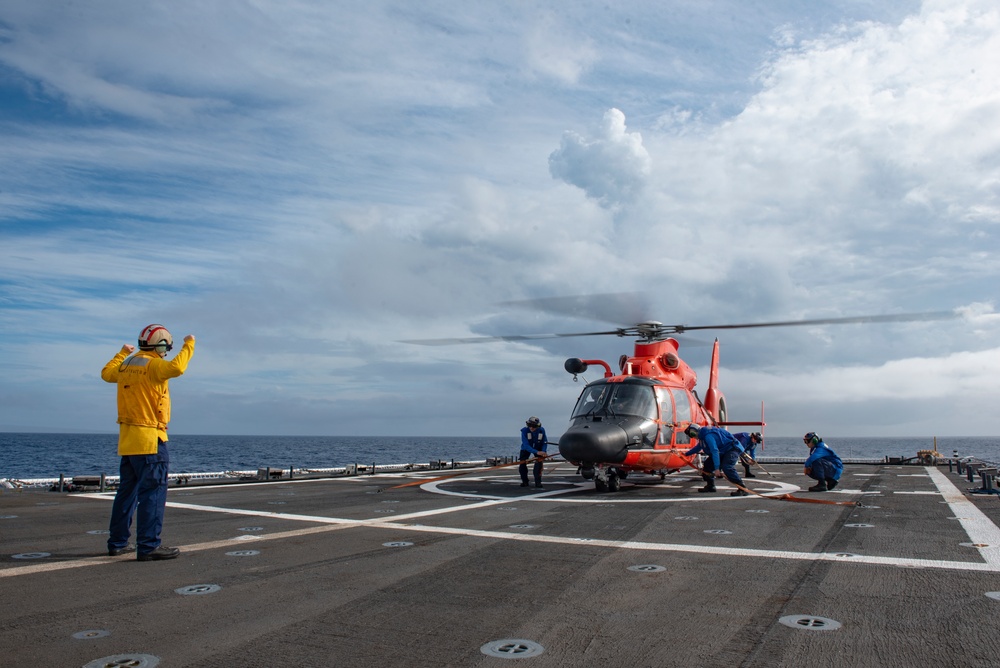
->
<box><xmin>804</xmin><ymin>432</ymin><xmax>821</xmax><ymax>446</ymax></box>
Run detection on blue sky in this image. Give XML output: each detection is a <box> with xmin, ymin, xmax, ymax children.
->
<box><xmin>1</xmin><ymin>0</ymin><xmax>998</xmax><ymax>438</ymax></box>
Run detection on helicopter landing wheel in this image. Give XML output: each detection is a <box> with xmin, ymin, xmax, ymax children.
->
<box><xmin>594</xmin><ymin>478</ymin><xmax>608</xmax><ymax>492</ymax></box>
<box><xmin>608</xmin><ymin>473</ymin><xmax>621</xmax><ymax>493</ymax></box>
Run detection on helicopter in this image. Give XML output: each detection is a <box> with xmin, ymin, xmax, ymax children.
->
<box><xmin>405</xmin><ymin>299</ymin><xmax>956</xmax><ymax>492</ymax></box>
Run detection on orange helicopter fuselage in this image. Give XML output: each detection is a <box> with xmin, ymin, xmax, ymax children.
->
<box><xmin>559</xmin><ymin>338</ymin><xmax>744</xmax><ymax>483</ymax></box>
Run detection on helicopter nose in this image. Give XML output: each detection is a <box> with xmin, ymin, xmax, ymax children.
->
<box><xmin>558</xmin><ymin>421</ymin><xmax>629</xmax><ymax>464</ymax></box>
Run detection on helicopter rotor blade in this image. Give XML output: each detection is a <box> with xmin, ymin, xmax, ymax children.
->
<box><xmin>672</xmin><ymin>310</ymin><xmax>958</xmax><ymax>333</ymax></box>
<box><xmin>400</xmin><ymin>330</ymin><xmax>624</xmax><ymax>346</ymax></box>
<box><xmin>400</xmin><ymin>307</ymin><xmax>957</xmax><ymax>346</ymax></box>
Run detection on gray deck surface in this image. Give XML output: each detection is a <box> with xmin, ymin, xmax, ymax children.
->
<box><xmin>2</xmin><ymin>462</ymin><xmax>1000</xmax><ymax>667</ymax></box>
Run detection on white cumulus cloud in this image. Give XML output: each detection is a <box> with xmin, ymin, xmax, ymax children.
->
<box><xmin>548</xmin><ymin>108</ymin><xmax>651</xmax><ymax>208</ymax></box>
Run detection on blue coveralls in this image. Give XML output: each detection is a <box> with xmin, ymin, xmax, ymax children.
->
<box><xmin>684</xmin><ymin>427</ymin><xmax>745</xmax><ymax>487</ymax></box>
<box><xmin>805</xmin><ymin>441</ymin><xmax>843</xmax><ymax>482</ymax></box>
<box><xmin>108</xmin><ymin>442</ymin><xmax>170</xmax><ymax>553</ymax></box>
<box><xmin>734</xmin><ymin>432</ymin><xmax>757</xmax><ymax>459</ymax></box>
<box><xmin>519</xmin><ymin>426</ymin><xmax>548</xmax><ymax>486</ymax></box>
<box><xmin>734</xmin><ymin>432</ymin><xmax>758</xmax><ymax>476</ymax></box>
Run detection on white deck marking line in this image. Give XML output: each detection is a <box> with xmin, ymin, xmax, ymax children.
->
<box><xmin>372</xmin><ymin>523</ymin><xmax>1000</xmax><ymax>573</ymax></box>
<box><xmin>0</xmin><ymin>491</ymin><xmax>509</xmax><ymax>579</ymax></box>
<box><xmin>0</xmin><ymin>523</ymin><xmax>354</xmax><ymax>579</ymax></box>
<box><xmin>927</xmin><ymin>467</ymin><xmax>1000</xmax><ymax>567</ymax></box>
<box><xmin>7</xmin><ymin>467</ymin><xmax>999</xmax><ymax>579</ymax></box>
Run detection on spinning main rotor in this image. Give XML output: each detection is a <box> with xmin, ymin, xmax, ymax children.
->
<box><xmin>402</xmin><ymin>292</ymin><xmax>956</xmax><ymax>345</ymax></box>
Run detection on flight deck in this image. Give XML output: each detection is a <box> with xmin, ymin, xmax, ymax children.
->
<box><xmin>2</xmin><ymin>462</ymin><xmax>999</xmax><ymax>667</ymax></box>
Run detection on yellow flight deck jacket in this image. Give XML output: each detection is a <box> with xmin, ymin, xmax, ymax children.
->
<box><xmin>101</xmin><ymin>339</ymin><xmax>195</xmax><ymax>455</ymax></box>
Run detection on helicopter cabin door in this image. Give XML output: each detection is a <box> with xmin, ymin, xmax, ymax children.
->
<box><xmin>671</xmin><ymin>388</ymin><xmax>693</xmax><ymax>445</ymax></box>
<box><xmin>657</xmin><ymin>389</ymin><xmax>674</xmax><ymax>445</ymax></box>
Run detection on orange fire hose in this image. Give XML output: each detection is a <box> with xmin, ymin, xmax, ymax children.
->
<box><xmin>686</xmin><ymin>461</ymin><xmax>856</xmax><ymax>507</ymax></box>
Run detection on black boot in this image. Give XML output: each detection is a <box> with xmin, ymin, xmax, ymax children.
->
<box><xmin>699</xmin><ymin>476</ymin><xmax>717</xmax><ymax>493</ymax></box>
<box><xmin>826</xmin><ymin>478</ymin><xmax>838</xmax><ymax>490</ymax></box>
<box><xmin>808</xmin><ymin>481</ymin><xmax>827</xmax><ymax>492</ymax></box>
<box><xmin>743</xmin><ymin>468</ymin><xmax>756</xmax><ymax>478</ymax></box>
<box><xmin>730</xmin><ymin>488</ymin><xmax>749</xmax><ymax>496</ymax></box>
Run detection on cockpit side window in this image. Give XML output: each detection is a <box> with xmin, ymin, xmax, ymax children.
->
<box><xmin>572</xmin><ymin>384</ymin><xmax>609</xmax><ymax>418</ymax></box>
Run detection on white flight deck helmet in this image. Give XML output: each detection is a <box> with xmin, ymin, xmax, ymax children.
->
<box><xmin>138</xmin><ymin>324</ymin><xmax>173</xmax><ymax>358</ymax></box>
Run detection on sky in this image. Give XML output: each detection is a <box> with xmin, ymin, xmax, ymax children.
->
<box><xmin>1</xmin><ymin>0</ymin><xmax>999</xmax><ymax>439</ymax></box>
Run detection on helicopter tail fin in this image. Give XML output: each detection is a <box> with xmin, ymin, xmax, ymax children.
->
<box><xmin>704</xmin><ymin>338</ymin><xmax>724</xmax><ymax>423</ymax></box>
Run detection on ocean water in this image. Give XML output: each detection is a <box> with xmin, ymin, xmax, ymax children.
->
<box><xmin>1</xmin><ymin>432</ymin><xmax>997</xmax><ymax>481</ymax></box>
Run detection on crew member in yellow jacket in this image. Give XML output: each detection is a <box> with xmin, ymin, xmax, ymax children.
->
<box><xmin>101</xmin><ymin>324</ymin><xmax>195</xmax><ymax>561</ymax></box>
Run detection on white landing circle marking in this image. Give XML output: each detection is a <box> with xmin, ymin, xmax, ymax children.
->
<box><xmin>422</xmin><ymin>477</ymin><xmax>798</xmax><ymax>503</ymax></box>
<box><xmin>986</xmin><ymin>592</ymin><xmax>1000</xmax><ymax>601</ymax></box>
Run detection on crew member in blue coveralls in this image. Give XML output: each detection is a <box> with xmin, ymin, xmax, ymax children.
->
<box><xmin>734</xmin><ymin>432</ymin><xmax>763</xmax><ymax>478</ymax></box>
<box><xmin>803</xmin><ymin>432</ymin><xmax>843</xmax><ymax>492</ymax></box>
<box><xmin>519</xmin><ymin>416</ymin><xmax>548</xmax><ymax>489</ymax></box>
<box><xmin>101</xmin><ymin>324</ymin><xmax>195</xmax><ymax>561</ymax></box>
<box><xmin>684</xmin><ymin>424</ymin><xmax>748</xmax><ymax>496</ymax></box>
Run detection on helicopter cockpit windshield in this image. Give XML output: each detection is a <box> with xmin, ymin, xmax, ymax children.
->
<box><xmin>571</xmin><ymin>382</ymin><xmax>657</xmax><ymax>420</ymax></box>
